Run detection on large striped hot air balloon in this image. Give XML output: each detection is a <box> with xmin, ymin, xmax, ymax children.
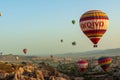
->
<box><xmin>76</xmin><ymin>59</ymin><xmax>88</xmax><ymax>72</ymax></box>
<box><xmin>79</xmin><ymin>10</ymin><xmax>109</xmax><ymax>47</ymax></box>
<box><xmin>98</xmin><ymin>56</ymin><xmax>112</xmax><ymax>71</ymax></box>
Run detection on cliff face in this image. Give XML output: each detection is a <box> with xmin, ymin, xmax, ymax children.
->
<box><xmin>0</xmin><ymin>62</ymin><xmax>70</xmax><ymax>80</ymax></box>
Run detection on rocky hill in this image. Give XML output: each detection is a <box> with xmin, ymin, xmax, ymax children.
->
<box><xmin>55</xmin><ymin>48</ymin><xmax>120</xmax><ymax>58</ymax></box>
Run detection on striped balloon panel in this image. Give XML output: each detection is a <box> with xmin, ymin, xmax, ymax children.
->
<box><xmin>77</xmin><ymin>63</ymin><xmax>88</xmax><ymax>68</ymax></box>
<box><xmin>98</xmin><ymin>58</ymin><xmax>112</xmax><ymax>65</ymax></box>
<box><xmin>77</xmin><ymin>60</ymin><xmax>88</xmax><ymax>68</ymax></box>
<box><xmin>80</xmin><ymin>10</ymin><xmax>109</xmax><ymax>22</ymax></box>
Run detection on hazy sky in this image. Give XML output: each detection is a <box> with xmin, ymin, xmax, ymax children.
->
<box><xmin>0</xmin><ymin>0</ymin><xmax>120</xmax><ymax>56</ymax></box>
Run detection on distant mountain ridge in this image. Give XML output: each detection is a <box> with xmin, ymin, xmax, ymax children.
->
<box><xmin>55</xmin><ymin>48</ymin><xmax>120</xmax><ymax>58</ymax></box>
<box><xmin>0</xmin><ymin>48</ymin><xmax>119</xmax><ymax>60</ymax></box>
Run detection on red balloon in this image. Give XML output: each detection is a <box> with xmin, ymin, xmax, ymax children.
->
<box><xmin>76</xmin><ymin>60</ymin><xmax>88</xmax><ymax>72</ymax></box>
<box><xmin>23</xmin><ymin>48</ymin><xmax>27</xmax><ymax>54</ymax></box>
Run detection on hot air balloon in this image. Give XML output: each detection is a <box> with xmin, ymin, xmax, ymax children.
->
<box><xmin>0</xmin><ymin>12</ymin><xmax>2</xmax><ymax>16</ymax></box>
<box><xmin>79</xmin><ymin>10</ymin><xmax>109</xmax><ymax>47</ymax></box>
<box><xmin>23</xmin><ymin>48</ymin><xmax>28</xmax><ymax>54</ymax></box>
<box><xmin>72</xmin><ymin>41</ymin><xmax>76</xmax><ymax>46</ymax></box>
<box><xmin>50</xmin><ymin>55</ymin><xmax>54</xmax><ymax>59</ymax></box>
<box><xmin>72</xmin><ymin>20</ymin><xmax>75</xmax><ymax>25</ymax></box>
<box><xmin>98</xmin><ymin>56</ymin><xmax>112</xmax><ymax>71</ymax></box>
<box><xmin>76</xmin><ymin>59</ymin><xmax>88</xmax><ymax>72</ymax></box>
<box><xmin>60</xmin><ymin>39</ymin><xmax>63</xmax><ymax>43</ymax></box>
<box><xmin>16</xmin><ymin>56</ymin><xmax>19</xmax><ymax>60</ymax></box>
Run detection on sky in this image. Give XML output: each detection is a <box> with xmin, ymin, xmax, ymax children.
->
<box><xmin>0</xmin><ymin>0</ymin><xmax>120</xmax><ymax>56</ymax></box>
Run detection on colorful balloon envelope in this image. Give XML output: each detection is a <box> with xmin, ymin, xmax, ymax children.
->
<box><xmin>23</xmin><ymin>48</ymin><xmax>28</xmax><ymax>54</ymax></box>
<box><xmin>79</xmin><ymin>10</ymin><xmax>109</xmax><ymax>47</ymax></box>
<box><xmin>76</xmin><ymin>60</ymin><xmax>88</xmax><ymax>72</ymax></box>
<box><xmin>98</xmin><ymin>57</ymin><xmax>112</xmax><ymax>71</ymax></box>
